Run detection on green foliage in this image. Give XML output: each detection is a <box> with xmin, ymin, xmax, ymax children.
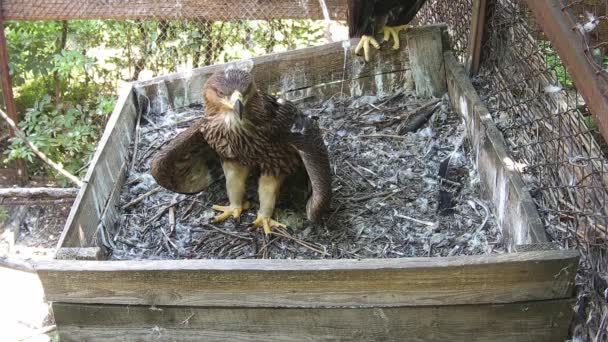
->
<box><xmin>0</xmin><ymin>206</ymin><xmax>8</xmax><ymax>222</ymax></box>
<box><xmin>3</xmin><ymin>18</ymin><xmax>327</xmax><ymax>182</ymax></box>
<box><xmin>541</xmin><ymin>41</ymin><xmax>574</xmax><ymax>89</ymax></box>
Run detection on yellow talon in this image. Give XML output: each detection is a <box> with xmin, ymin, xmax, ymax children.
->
<box><xmin>383</xmin><ymin>25</ymin><xmax>410</xmax><ymax>50</ymax></box>
<box><xmin>252</xmin><ymin>216</ymin><xmax>287</xmax><ymax>235</ymax></box>
<box><xmin>355</xmin><ymin>35</ymin><xmax>381</xmax><ymax>62</ymax></box>
<box><xmin>212</xmin><ymin>201</ymin><xmax>251</xmax><ymax>223</ymax></box>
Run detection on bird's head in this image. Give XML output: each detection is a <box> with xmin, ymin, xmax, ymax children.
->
<box><xmin>203</xmin><ymin>69</ymin><xmax>257</xmax><ymax>120</ymax></box>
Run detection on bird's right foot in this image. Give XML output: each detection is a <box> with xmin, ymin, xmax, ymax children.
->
<box><xmin>355</xmin><ymin>35</ymin><xmax>381</xmax><ymax>62</ymax></box>
<box><xmin>212</xmin><ymin>201</ymin><xmax>251</xmax><ymax>223</ymax></box>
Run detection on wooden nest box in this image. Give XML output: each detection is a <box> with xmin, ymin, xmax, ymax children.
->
<box><xmin>37</xmin><ymin>25</ymin><xmax>577</xmax><ymax>341</ymax></box>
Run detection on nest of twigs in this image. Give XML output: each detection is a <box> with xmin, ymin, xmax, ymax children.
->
<box><xmin>110</xmin><ymin>90</ymin><xmax>504</xmax><ymax>260</ymax></box>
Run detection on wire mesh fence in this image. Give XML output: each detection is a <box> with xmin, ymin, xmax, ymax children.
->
<box><xmin>1</xmin><ymin>1</ymin><xmax>348</xmax><ymax>180</ymax></box>
<box><xmin>417</xmin><ymin>0</ymin><xmax>474</xmax><ymax>62</ymax></box>
<box><xmin>420</xmin><ymin>0</ymin><xmax>608</xmax><ymax>340</ymax></box>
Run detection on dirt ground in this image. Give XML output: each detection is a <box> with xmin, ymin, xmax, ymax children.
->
<box><xmin>0</xmin><ymin>204</ymin><xmax>70</xmax><ymax>342</ymax></box>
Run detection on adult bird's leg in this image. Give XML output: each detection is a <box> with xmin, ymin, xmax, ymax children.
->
<box><xmin>383</xmin><ymin>25</ymin><xmax>410</xmax><ymax>50</ymax></box>
<box><xmin>252</xmin><ymin>174</ymin><xmax>286</xmax><ymax>235</ymax></box>
<box><xmin>212</xmin><ymin>161</ymin><xmax>250</xmax><ymax>223</ymax></box>
<box><xmin>355</xmin><ymin>35</ymin><xmax>381</xmax><ymax>62</ymax></box>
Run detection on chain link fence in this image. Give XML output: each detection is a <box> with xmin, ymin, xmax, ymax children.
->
<box><xmin>420</xmin><ymin>0</ymin><xmax>608</xmax><ymax>340</ymax></box>
<box><xmin>1</xmin><ymin>1</ymin><xmax>348</xmax><ymax>180</ymax></box>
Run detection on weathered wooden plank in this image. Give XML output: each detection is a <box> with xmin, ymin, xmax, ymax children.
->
<box><xmin>444</xmin><ymin>52</ymin><xmax>548</xmax><ymax>250</ymax></box>
<box><xmin>57</xmin><ymin>85</ymin><xmax>138</xmax><ymax>249</ymax></box>
<box><xmin>135</xmin><ymin>33</ymin><xmax>411</xmax><ymax>114</ymax></box>
<box><xmin>52</xmin><ymin>299</ymin><xmax>574</xmax><ymax>342</ymax></box>
<box><xmin>407</xmin><ymin>25</ymin><xmax>448</xmax><ymax>98</ymax></box>
<box><xmin>2</xmin><ymin>0</ymin><xmax>348</xmax><ymax>21</ymax></box>
<box><xmin>36</xmin><ymin>250</ymin><xmax>578</xmax><ymax>307</ymax></box>
<box><xmin>55</xmin><ymin>247</ymin><xmax>104</xmax><ymax>261</ymax></box>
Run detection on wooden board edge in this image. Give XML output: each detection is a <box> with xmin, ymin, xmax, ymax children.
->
<box><xmin>36</xmin><ymin>249</ymin><xmax>579</xmax><ymax>272</ymax></box>
<box><xmin>444</xmin><ymin>51</ymin><xmax>549</xmax><ymax>250</ymax></box>
<box><xmin>35</xmin><ymin>250</ymin><xmax>579</xmax><ymax>307</ymax></box>
<box><xmin>51</xmin><ymin>299</ymin><xmax>575</xmax><ymax>342</ymax></box>
<box><xmin>56</xmin><ymin>84</ymin><xmax>135</xmax><ymax>250</ymax></box>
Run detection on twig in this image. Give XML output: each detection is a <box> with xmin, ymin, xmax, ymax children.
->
<box><xmin>272</xmin><ymin>227</ymin><xmax>329</xmax><ymax>256</ymax></box>
<box><xmin>358</xmin><ymin>91</ymin><xmax>404</xmax><ymax>117</ymax></box>
<box><xmin>345</xmin><ymin>160</ymin><xmax>377</xmax><ymax>188</ymax></box>
<box><xmin>473</xmin><ymin>199</ymin><xmax>490</xmax><ymax>233</ymax></box>
<box><xmin>359</xmin><ymin>134</ymin><xmax>407</xmax><ymax>140</ymax></box>
<box><xmin>0</xmin><ymin>187</ymin><xmax>78</xmax><ymax>199</ymax></box>
<box><xmin>394</xmin><ymin>213</ymin><xmax>436</xmax><ymax>227</ymax></box>
<box><xmin>204</xmin><ymin>223</ymin><xmax>253</xmax><ymax>241</ymax></box>
<box><xmin>0</xmin><ymin>109</ymin><xmax>83</xmax><ymax>187</ymax></box>
<box><xmin>122</xmin><ymin>186</ymin><xmax>161</xmax><ymax>210</ymax></box>
<box><xmin>351</xmin><ymin>188</ymin><xmax>404</xmax><ymax>203</ymax></box>
<box><xmin>129</xmin><ymin>108</ymin><xmax>143</xmax><ymax>171</ymax></box>
<box><xmin>169</xmin><ymin>207</ymin><xmax>176</xmax><ymax>236</ymax></box>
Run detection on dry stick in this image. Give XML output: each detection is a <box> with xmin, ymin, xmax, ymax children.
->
<box><xmin>377</xmin><ymin>98</ymin><xmax>441</xmax><ymax>128</ymax></box>
<box><xmin>358</xmin><ymin>90</ymin><xmax>404</xmax><ymax>117</ymax></box>
<box><xmin>168</xmin><ymin>207</ymin><xmax>176</xmax><ymax>236</ymax></box>
<box><xmin>272</xmin><ymin>227</ymin><xmax>329</xmax><ymax>256</ymax></box>
<box><xmin>205</xmin><ymin>223</ymin><xmax>253</xmax><ymax>241</ymax></box>
<box><xmin>473</xmin><ymin>199</ymin><xmax>490</xmax><ymax>233</ymax></box>
<box><xmin>345</xmin><ymin>160</ymin><xmax>377</xmax><ymax>188</ymax></box>
<box><xmin>121</xmin><ymin>186</ymin><xmax>161</xmax><ymax>210</ymax></box>
<box><xmin>360</xmin><ymin>134</ymin><xmax>408</xmax><ymax>140</ymax></box>
<box><xmin>394</xmin><ymin>213</ymin><xmax>436</xmax><ymax>227</ymax></box>
<box><xmin>129</xmin><ymin>108</ymin><xmax>143</xmax><ymax>171</ymax></box>
<box><xmin>0</xmin><ymin>187</ymin><xmax>78</xmax><ymax>199</ymax></box>
<box><xmin>0</xmin><ymin>109</ymin><xmax>83</xmax><ymax>187</ymax></box>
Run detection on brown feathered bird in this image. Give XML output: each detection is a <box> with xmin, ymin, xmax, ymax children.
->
<box><xmin>348</xmin><ymin>0</ymin><xmax>428</xmax><ymax>61</ymax></box>
<box><xmin>151</xmin><ymin>68</ymin><xmax>331</xmax><ymax>234</ymax></box>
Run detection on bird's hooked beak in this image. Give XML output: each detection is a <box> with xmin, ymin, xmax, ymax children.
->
<box><xmin>230</xmin><ymin>91</ymin><xmax>244</xmax><ymax>120</ymax></box>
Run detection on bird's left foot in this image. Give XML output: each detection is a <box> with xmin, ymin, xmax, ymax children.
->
<box><xmin>251</xmin><ymin>216</ymin><xmax>287</xmax><ymax>235</ymax></box>
<box><xmin>355</xmin><ymin>35</ymin><xmax>381</xmax><ymax>62</ymax></box>
<box><xmin>212</xmin><ymin>202</ymin><xmax>251</xmax><ymax>223</ymax></box>
<box><xmin>383</xmin><ymin>25</ymin><xmax>410</xmax><ymax>50</ymax></box>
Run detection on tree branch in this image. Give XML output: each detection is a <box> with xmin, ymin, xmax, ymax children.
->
<box><xmin>0</xmin><ymin>109</ymin><xmax>84</xmax><ymax>187</ymax></box>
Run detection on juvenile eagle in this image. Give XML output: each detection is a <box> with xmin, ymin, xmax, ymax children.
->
<box><xmin>348</xmin><ymin>0</ymin><xmax>428</xmax><ymax>61</ymax></box>
<box><xmin>150</xmin><ymin>69</ymin><xmax>331</xmax><ymax>234</ymax></box>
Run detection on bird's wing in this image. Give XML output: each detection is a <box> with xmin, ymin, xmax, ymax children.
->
<box><xmin>387</xmin><ymin>0</ymin><xmax>428</xmax><ymax>26</ymax></box>
<box><xmin>286</xmin><ymin>107</ymin><xmax>332</xmax><ymax>223</ymax></box>
<box><xmin>150</xmin><ymin>119</ymin><xmax>221</xmax><ymax>194</ymax></box>
<box><xmin>347</xmin><ymin>0</ymin><xmax>376</xmax><ymax>38</ymax></box>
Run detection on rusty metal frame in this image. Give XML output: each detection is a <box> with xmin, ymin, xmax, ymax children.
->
<box><xmin>0</xmin><ymin>2</ymin><xmax>27</xmax><ymax>184</ymax></box>
<box><xmin>466</xmin><ymin>0</ymin><xmax>490</xmax><ymax>75</ymax></box>
<box><xmin>525</xmin><ymin>0</ymin><xmax>608</xmax><ymax>143</ymax></box>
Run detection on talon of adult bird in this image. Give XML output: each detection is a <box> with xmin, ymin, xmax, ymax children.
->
<box><xmin>355</xmin><ymin>35</ymin><xmax>381</xmax><ymax>62</ymax></box>
<box><xmin>383</xmin><ymin>25</ymin><xmax>409</xmax><ymax>50</ymax></box>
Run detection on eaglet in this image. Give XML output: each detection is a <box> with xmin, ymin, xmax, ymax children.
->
<box><xmin>150</xmin><ymin>68</ymin><xmax>332</xmax><ymax>234</ymax></box>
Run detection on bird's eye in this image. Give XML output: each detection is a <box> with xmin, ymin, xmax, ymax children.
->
<box><xmin>217</xmin><ymin>90</ymin><xmax>225</xmax><ymax>97</ymax></box>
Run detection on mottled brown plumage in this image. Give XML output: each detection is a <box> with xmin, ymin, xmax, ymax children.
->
<box><xmin>201</xmin><ymin>69</ymin><xmax>301</xmax><ymax>177</ymax></box>
<box><xmin>150</xmin><ymin>68</ymin><xmax>331</xmax><ymax>234</ymax></box>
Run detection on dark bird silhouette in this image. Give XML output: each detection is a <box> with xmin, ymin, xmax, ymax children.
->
<box><xmin>348</xmin><ymin>0</ymin><xmax>428</xmax><ymax>61</ymax></box>
<box><xmin>151</xmin><ymin>69</ymin><xmax>332</xmax><ymax>234</ymax></box>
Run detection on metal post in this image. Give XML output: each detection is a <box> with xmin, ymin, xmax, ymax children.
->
<box><xmin>525</xmin><ymin>0</ymin><xmax>608</xmax><ymax>144</ymax></box>
<box><xmin>0</xmin><ymin>3</ymin><xmax>27</xmax><ymax>184</ymax></box>
<box><xmin>466</xmin><ymin>0</ymin><xmax>490</xmax><ymax>76</ymax></box>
